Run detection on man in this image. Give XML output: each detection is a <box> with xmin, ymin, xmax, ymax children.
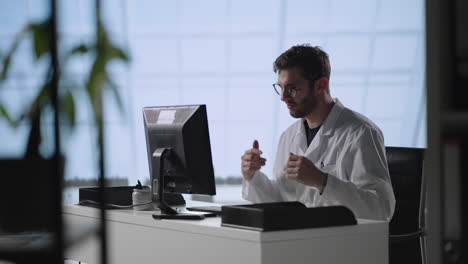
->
<box><xmin>241</xmin><ymin>44</ymin><xmax>395</xmax><ymax>221</ymax></box>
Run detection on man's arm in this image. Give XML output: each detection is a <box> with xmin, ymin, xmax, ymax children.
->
<box><xmin>241</xmin><ymin>138</ymin><xmax>285</xmax><ymax>203</ymax></box>
<box><xmin>314</xmin><ymin>126</ymin><xmax>396</xmax><ymax>221</ymax></box>
<box><xmin>242</xmin><ymin>170</ymin><xmax>283</xmax><ymax>202</ymax></box>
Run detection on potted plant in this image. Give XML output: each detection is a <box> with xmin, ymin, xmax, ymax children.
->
<box><xmin>0</xmin><ymin>10</ymin><xmax>129</xmax><ymax>232</ymax></box>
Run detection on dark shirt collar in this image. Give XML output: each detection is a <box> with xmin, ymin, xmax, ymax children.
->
<box><xmin>304</xmin><ymin>120</ymin><xmax>321</xmax><ymax>147</ymax></box>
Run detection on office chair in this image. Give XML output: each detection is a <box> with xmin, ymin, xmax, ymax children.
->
<box><xmin>386</xmin><ymin>147</ymin><xmax>426</xmax><ymax>264</ymax></box>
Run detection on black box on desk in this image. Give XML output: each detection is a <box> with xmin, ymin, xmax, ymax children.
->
<box><xmin>78</xmin><ymin>186</ymin><xmax>186</xmax><ymax>208</ymax></box>
<box><xmin>79</xmin><ymin>186</ymin><xmax>134</xmax><ymax>207</ymax></box>
<box><xmin>221</xmin><ymin>202</ymin><xmax>357</xmax><ymax>231</ymax></box>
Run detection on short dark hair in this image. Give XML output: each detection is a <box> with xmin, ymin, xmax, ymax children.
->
<box><xmin>273</xmin><ymin>44</ymin><xmax>331</xmax><ymax>81</ymax></box>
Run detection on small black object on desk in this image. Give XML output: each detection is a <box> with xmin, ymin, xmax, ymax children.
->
<box><xmin>221</xmin><ymin>201</ymin><xmax>357</xmax><ymax>231</ymax></box>
<box><xmin>78</xmin><ymin>186</ymin><xmax>185</xmax><ymax>209</ymax></box>
<box><xmin>136</xmin><ymin>180</ymin><xmax>143</xmax><ymax>189</ymax></box>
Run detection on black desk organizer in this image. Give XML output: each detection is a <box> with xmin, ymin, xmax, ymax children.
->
<box><xmin>221</xmin><ymin>201</ymin><xmax>357</xmax><ymax>231</ymax></box>
<box><xmin>78</xmin><ymin>186</ymin><xmax>185</xmax><ymax>209</ymax></box>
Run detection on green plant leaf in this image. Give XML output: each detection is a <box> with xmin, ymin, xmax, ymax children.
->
<box><xmin>60</xmin><ymin>43</ymin><xmax>92</xmax><ymax>69</ymax></box>
<box><xmin>104</xmin><ymin>72</ymin><xmax>124</xmax><ymax>115</ymax></box>
<box><xmin>86</xmin><ymin>55</ymin><xmax>106</xmax><ymax>124</ymax></box>
<box><xmin>0</xmin><ymin>25</ymin><xmax>30</xmax><ymax>82</ymax></box>
<box><xmin>70</xmin><ymin>44</ymin><xmax>91</xmax><ymax>55</ymax></box>
<box><xmin>25</xmin><ymin>79</ymin><xmax>50</xmax><ymax>121</ymax></box>
<box><xmin>109</xmin><ymin>46</ymin><xmax>129</xmax><ymax>62</ymax></box>
<box><xmin>31</xmin><ymin>20</ymin><xmax>51</xmax><ymax>61</ymax></box>
<box><xmin>0</xmin><ymin>104</ymin><xmax>15</xmax><ymax>126</ymax></box>
<box><xmin>60</xmin><ymin>88</ymin><xmax>76</xmax><ymax>130</ymax></box>
<box><xmin>0</xmin><ymin>52</ymin><xmax>13</xmax><ymax>81</ymax></box>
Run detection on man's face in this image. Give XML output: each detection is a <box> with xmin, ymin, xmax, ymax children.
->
<box><xmin>277</xmin><ymin>67</ymin><xmax>317</xmax><ymax>118</ymax></box>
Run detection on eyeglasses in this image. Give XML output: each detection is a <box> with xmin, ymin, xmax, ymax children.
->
<box><xmin>272</xmin><ymin>84</ymin><xmax>299</xmax><ymax>97</ymax></box>
<box><xmin>273</xmin><ymin>76</ymin><xmax>322</xmax><ymax>98</ymax></box>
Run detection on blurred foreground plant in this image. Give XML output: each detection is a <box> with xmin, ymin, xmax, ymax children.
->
<box><xmin>0</xmin><ymin>16</ymin><xmax>129</xmax><ymax>158</ymax></box>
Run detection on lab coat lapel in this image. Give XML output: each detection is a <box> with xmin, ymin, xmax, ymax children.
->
<box><xmin>292</xmin><ymin>121</ymin><xmax>308</xmax><ymax>156</ymax></box>
<box><xmin>304</xmin><ymin>99</ymin><xmax>345</xmax><ymax>160</ymax></box>
<box><xmin>304</xmin><ymin>130</ymin><xmax>323</xmax><ymax>160</ymax></box>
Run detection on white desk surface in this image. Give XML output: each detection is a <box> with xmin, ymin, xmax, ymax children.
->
<box><xmin>64</xmin><ymin>201</ymin><xmax>388</xmax><ymax>264</ymax></box>
<box><xmin>63</xmin><ymin>200</ymin><xmax>387</xmax><ymax>243</ymax></box>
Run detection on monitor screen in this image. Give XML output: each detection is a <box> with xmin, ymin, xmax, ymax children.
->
<box><xmin>143</xmin><ymin>104</ymin><xmax>216</xmax><ymax>219</ymax></box>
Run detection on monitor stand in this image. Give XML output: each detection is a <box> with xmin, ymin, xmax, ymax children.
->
<box><xmin>151</xmin><ymin>148</ymin><xmax>205</xmax><ymax>220</ymax></box>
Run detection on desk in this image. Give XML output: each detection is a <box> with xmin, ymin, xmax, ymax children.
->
<box><xmin>63</xmin><ymin>201</ymin><xmax>388</xmax><ymax>264</ymax></box>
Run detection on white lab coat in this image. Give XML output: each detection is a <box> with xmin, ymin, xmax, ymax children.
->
<box><xmin>242</xmin><ymin>99</ymin><xmax>395</xmax><ymax>221</ymax></box>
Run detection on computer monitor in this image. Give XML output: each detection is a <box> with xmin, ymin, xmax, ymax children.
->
<box><xmin>143</xmin><ymin>104</ymin><xmax>216</xmax><ymax>219</ymax></box>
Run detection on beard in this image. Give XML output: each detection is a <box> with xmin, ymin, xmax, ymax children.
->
<box><xmin>287</xmin><ymin>94</ymin><xmax>317</xmax><ymax>118</ymax></box>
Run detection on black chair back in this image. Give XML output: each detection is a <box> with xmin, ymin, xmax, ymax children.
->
<box><xmin>386</xmin><ymin>147</ymin><xmax>426</xmax><ymax>264</ymax></box>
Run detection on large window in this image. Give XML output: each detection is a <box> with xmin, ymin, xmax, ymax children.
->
<box><xmin>0</xmin><ymin>0</ymin><xmax>425</xmax><ymax>204</ymax></box>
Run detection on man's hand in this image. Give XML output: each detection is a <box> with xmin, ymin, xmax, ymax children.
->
<box><xmin>284</xmin><ymin>153</ymin><xmax>328</xmax><ymax>193</ymax></box>
<box><xmin>241</xmin><ymin>140</ymin><xmax>267</xmax><ymax>181</ymax></box>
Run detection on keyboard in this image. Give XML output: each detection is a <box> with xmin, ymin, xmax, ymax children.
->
<box><xmin>186</xmin><ymin>205</ymin><xmax>222</xmax><ymax>216</ymax></box>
